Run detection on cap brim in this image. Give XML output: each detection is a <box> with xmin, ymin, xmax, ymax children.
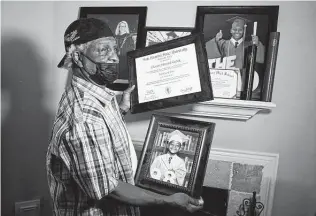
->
<box><xmin>57</xmin><ymin>54</ymin><xmax>67</xmax><ymax>68</ymax></box>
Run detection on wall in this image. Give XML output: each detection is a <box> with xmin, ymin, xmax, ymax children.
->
<box><xmin>1</xmin><ymin>1</ymin><xmax>316</xmax><ymax>216</ymax></box>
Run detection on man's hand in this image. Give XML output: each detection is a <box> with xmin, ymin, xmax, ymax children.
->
<box><xmin>215</xmin><ymin>30</ymin><xmax>223</xmax><ymax>41</ymax></box>
<box><xmin>119</xmin><ymin>85</ymin><xmax>135</xmax><ymax>113</ymax></box>
<box><xmin>166</xmin><ymin>193</ymin><xmax>204</xmax><ymax>213</ymax></box>
<box><xmin>251</xmin><ymin>35</ymin><xmax>259</xmax><ymax>45</ymax></box>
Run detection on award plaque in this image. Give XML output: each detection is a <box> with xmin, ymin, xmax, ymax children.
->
<box><xmin>127</xmin><ymin>33</ymin><xmax>214</xmax><ymax>113</ymax></box>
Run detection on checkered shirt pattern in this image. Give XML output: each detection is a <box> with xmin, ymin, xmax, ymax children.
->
<box><xmin>46</xmin><ymin>76</ymin><xmax>140</xmax><ymax>216</ymax></box>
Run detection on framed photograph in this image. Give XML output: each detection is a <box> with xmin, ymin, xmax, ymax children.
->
<box><xmin>79</xmin><ymin>7</ymin><xmax>147</xmax><ymax>91</ymax></box>
<box><xmin>195</xmin><ymin>6</ymin><xmax>279</xmax><ymax>100</ymax></box>
<box><xmin>127</xmin><ymin>33</ymin><xmax>214</xmax><ymax>114</ymax></box>
<box><xmin>134</xmin><ymin>114</ymin><xmax>216</xmax><ymax>198</ymax></box>
<box><xmin>144</xmin><ymin>27</ymin><xmax>194</xmax><ymax>47</ymax></box>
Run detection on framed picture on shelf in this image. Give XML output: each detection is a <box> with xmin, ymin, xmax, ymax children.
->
<box><xmin>134</xmin><ymin>114</ymin><xmax>216</xmax><ymax>198</ymax></box>
<box><xmin>194</xmin><ymin>6</ymin><xmax>279</xmax><ymax>101</ymax></box>
<box><xmin>127</xmin><ymin>33</ymin><xmax>213</xmax><ymax>114</ymax></box>
<box><xmin>145</xmin><ymin>27</ymin><xmax>194</xmax><ymax>47</ymax></box>
<box><xmin>79</xmin><ymin>7</ymin><xmax>147</xmax><ymax>91</ymax></box>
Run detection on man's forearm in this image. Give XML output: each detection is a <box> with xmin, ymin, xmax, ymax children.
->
<box><xmin>107</xmin><ymin>180</ymin><xmax>170</xmax><ymax>207</ymax></box>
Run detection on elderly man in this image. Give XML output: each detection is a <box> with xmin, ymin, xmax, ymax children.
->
<box><xmin>205</xmin><ymin>16</ymin><xmax>265</xmax><ymax>69</ymax></box>
<box><xmin>150</xmin><ymin>130</ymin><xmax>188</xmax><ymax>186</ymax></box>
<box><xmin>46</xmin><ymin>18</ymin><xmax>203</xmax><ymax>216</ymax></box>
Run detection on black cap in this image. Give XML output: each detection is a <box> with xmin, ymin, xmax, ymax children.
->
<box><xmin>58</xmin><ymin>18</ymin><xmax>114</xmax><ymax>68</ymax></box>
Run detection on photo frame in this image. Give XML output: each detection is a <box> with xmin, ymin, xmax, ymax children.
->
<box><xmin>144</xmin><ymin>27</ymin><xmax>194</xmax><ymax>47</ymax></box>
<box><xmin>134</xmin><ymin>114</ymin><xmax>216</xmax><ymax>198</ymax></box>
<box><xmin>194</xmin><ymin>6</ymin><xmax>279</xmax><ymax>101</ymax></box>
<box><xmin>79</xmin><ymin>7</ymin><xmax>147</xmax><ymax>91</ymax></box>
<box><xmin>127</xmin><ymin>33</ymin><xmax>214</xmax><ymax>114</ymax></box>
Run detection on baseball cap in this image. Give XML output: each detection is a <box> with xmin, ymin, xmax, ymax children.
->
<box><xmin>58</xmin><ymin>18</ymin><xmax>114</xmax><ymax>68</ymax></box>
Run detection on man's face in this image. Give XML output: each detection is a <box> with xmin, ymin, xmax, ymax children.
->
<box><xmin>230</xmin><ymin>22</ymin><xmax>244</xmax><ymax>40</ymax></box>
<box><xmin>82</xmin><ymin>37</ymin><xmax>120</xmax><ymax>84</ymax></box>
<box><xmin>168</xmin><ymin>141</ymin><xmax>181</xmax><ymax>154</ymax></box>
<box><xmin>119</xmin><ymin>23</ymin><xmax>127</xmax><ymax>35</ymax></box>
<box><xmin>83</xmin><ymin>37</ymin><xmax>119</xmax><ymax>72</ymax></box>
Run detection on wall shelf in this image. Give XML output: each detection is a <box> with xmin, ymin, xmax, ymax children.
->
<box><xmin>156</xmin><ymin>99</ymin><xmax>276</xmax><ymax>121</ymax></box>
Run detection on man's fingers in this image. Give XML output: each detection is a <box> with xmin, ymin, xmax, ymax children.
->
<box><xmin>124</xmin><ymin>85</ymin><xmax>135</xmax><ymax>94</ymax></box>
<box><xmin>188</xmin><ymin>197</ymin><xmax>200</xmax><ymax>206</ymax></box>
<box><xmin>186</xmin><ymin>203</ymin><xmax>203</xmax><ymax>213</ymax></box>
<box><xmin>198</xmin><ymin>197</ymin><xmax>204</xmax><ymax>206</ymax></box>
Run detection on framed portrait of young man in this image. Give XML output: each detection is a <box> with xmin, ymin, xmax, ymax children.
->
<box><xmin>79</xmin><ymin>6</ymin><xmax>147</xmax><ymax>91</ymax></box>
<box><xmin>195</xmin><ymin>6</ymin><xmax>279</xmax><ymax>101</ymax></box>
<box><xmin>134</xmin><ymin>114</ymin><xmax>216</xmax><ymax>198</ymax></box>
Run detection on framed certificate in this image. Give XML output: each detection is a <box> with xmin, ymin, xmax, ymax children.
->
<box><xmin>127</xmin><ymin>33</ymin><xmax>214</xmax><ymax>114</ymax></box>
<box><xmin>209</xmin><ymin>68</ymin><xmax>240</xmax><ymax>99</ymax></box>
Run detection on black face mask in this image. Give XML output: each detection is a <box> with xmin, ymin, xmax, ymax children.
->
<box><xmin>81</xmin><ymin>53</ymin><xmax>119</xmax><ymax>85</ymax></box>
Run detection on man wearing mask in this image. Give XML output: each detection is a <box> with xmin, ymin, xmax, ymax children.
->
<box><xmin>46</xmin><ymin>18</ymin><xmax>203</xmax><ymax>216</ymax></box>
<box><xmin>150</xmin><ymin>130</ymin><xmax>188</xmax><ymax>186</ymax></box>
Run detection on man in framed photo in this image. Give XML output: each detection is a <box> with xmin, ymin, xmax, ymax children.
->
<box><xmin>150</xmin><ymin>130</ymin><xmax>188</xmax><ymax>186</ymax></box>
<box><xmin>205</xmin><ymin>16</ymin><xmax>265</xmax><ymax>69</ymax></box>
<box><xmin>46</xmin><ymin>17</ymin><xmax>203</xmax><ymax>216</ymax></box>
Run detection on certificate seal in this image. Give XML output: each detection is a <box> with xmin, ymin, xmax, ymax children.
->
<box><xmin>165</xmin><ymin>86</ymin><xmax>172</xmax><ymax>94</ymax></box>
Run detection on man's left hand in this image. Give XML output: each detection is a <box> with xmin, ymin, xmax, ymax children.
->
<box><xmin>119</xmin><ymin>85</ymin><xmax>135</xmax><ymax>113</ymax></box>
<box><xmin>251</xmin><ymin>35</ymin><xmax>259</xmax><ymax>45</ymax></box>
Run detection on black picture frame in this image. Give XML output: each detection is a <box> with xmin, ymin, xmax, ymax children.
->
<box><xmin>79</xmin><ymin>7</ymin><xmax>147</xmax><ymax>91</ymax></box>
<box><xmin>127</xmin><ymin>33</ymin><xmax>214</xmax><ymax>114</ymax></box>
<box><xmin>194</xmin><ymin>6</ymin><xmax>279</xmax><ymax>101</ymax></box>
<box><xmin>134</xmin><ymin>114</ymin><xmax>216</xmax><ymax>198</ymax></box>
<box><xmin>144</xmin><ymin>27</ymin><xmax>194</xmax><ymax>47</ymax></box>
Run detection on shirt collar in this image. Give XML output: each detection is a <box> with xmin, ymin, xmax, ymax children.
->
<box><xmin>230</xmin><ymin>37</ymin><xmax>244</xmax><ymax>45</ymax></box>
<box><xmin>72</xmin><ymin>76</ymin><xmax>116</xmax><ymax>104</ymax></box>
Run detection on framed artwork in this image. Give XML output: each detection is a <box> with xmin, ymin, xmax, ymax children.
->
<box><xmin>195</xmin><ymin>6</ymin><xmax>279</xmax><ymax>101</ymax></box>
<box><xmin>134</xmin><ymin>114</ymin><xmax>216</xmax><ymax>198</ymax></box>
<box><xmin>79</xmin><ymin>7</ymin><xmax>147</xmax><ymax>91</ymax></box>
<box><xmin>144</xmin><ymin>27</ymin><xmax>194</xmax><ymax>47</ymax></box>
<box><xmin>127</xmin><ymin>33</ymin><xmax>214</xmax><ymax>114</ymax></box>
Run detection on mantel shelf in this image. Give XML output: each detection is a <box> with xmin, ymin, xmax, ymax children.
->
<box><xmin>156</xmin><ymin>99</ymin><xmax>276</xmax><ymax>121</ymax></box>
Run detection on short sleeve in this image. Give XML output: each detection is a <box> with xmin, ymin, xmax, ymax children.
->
<box><xmin>59</xmin><ymin>122</ymin><xmax>118</xmax><ymax>200</ymax></box>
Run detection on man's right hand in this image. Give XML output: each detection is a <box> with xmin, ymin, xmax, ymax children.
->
<box><xmin>215</xmin><ymin>30</ymin><xmax>223</xmax><ymax>41</ymax></box>
<box><xmin>166</xmin><ymin>193</ymin><xmax>204</xmax><ymax>213</ymax></box>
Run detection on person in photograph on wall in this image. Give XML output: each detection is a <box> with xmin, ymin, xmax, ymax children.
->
<box><xmin>150</xmin><ymin>130</ymin><xmax>188</xmax><ymax>186</ymax></box>
<box><xmin>46</xmin><ymin>17</ymin><xmax>204</xmax><ymax>216</ymax></box>
<box><xmin>205</xmin><ymin>16</ymin><xmax>265</xmax><ymax>69</ymax></box>
<box><xmin>115</xmin><ymin>20</ymin><xmax>135</xmax><ymax>55</ymax></box>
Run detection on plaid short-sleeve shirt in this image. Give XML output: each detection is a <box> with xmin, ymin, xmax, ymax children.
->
<box><xmin>46</xmin><ymin>76</ymin><xmax>139</xmax><ymax>216</ymax></box>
